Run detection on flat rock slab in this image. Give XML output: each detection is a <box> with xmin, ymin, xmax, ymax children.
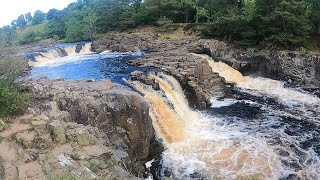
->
<box><xmin>82</xmin><ymin>144</ymin><xmax>111</xmax><ymax>157</ymax></box>
<box><xmin>52</xmin><ymin>144</ymin><xmax>74</xmax><ymax>157</ymax></box>
<box><xmin>0</xmin><ymin>142</ymin><xmax>19</xmax><ymax>164</ymax></box>
<box><xmin>18</xmin><ymin>161</ymin><xmax>46</xmax><ymax>180</ymax></box>
<box><xmin>0</xmin><ymin>123</ymin><xmax>33</xmax><ymax>138</ymax></box>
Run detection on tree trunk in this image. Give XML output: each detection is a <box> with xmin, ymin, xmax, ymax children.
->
<box><xmin>185</xmin><ymin>10</ymin><xmax>189</xmax><ymax>23</ymax></box>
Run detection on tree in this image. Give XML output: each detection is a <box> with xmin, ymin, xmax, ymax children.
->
<box><xmin>45</xmin><ymin>10</ymin><xmax>67</xmax><ymax>39</ymax></box>
<box><xmin>256</xmin><ymin>0</ymin><xmax>311</xmax><ymax>48</ymax></box>
<box><xmin>65</xmin><ymin>6</ymin><xmax>97</xmax><ymax>42</ymax></box>
<box><xmin>16</xmin><ymin>14</ymin><xmax>27</xmax><ymax>29</ymax></box>
<box><xmin>242</xmin><ymin>0</ymin><xmax>256</xmax><ymax>22</ymax></box>
<box><xmin>46</xmin><ymin>9</ymin><xmax>59</xmax><ymax>20</ymax></box>
<box><xmin>82</xmin><ymin>6</ymin><xmax>98</xmax><ymax>40</ymax></box>
<box><xmin>32</xmin><ymin>10</ymin><xmax>46</xmax><ymax>25</ymax></box>
<box><xmin>25</xmin><ymin>12</ymin><xmax>33</xmax><ymax>25</ymax></box>
<box><xmin>306</xmin><ymin>0</ymin><xmax>320</xmax><ymax>35</ymax></box>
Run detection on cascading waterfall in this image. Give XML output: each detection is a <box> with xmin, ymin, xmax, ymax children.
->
<box><xmin>195</xmin><ymin>53</ymin><xmax>320</xmax><ymax>124</ymax></box>
<box><xmin>132</xmin><ymin>74</ymin><xmax>280</xmax><ymax>179</ymax></box>
<box><xmin>30</xmin><ymin>42</ymin><xmax>92</xmax><ymax>66</ymax></box>
<box><xmin>131</xmin><ymin>60</ymin><xmax>320</xmax><ymax>179</ymax></box>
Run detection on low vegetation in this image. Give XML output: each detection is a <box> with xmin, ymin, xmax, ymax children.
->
<box><xmin>0</xmin><ymin>51</ymin><xmax>30</xmax><ymax>117</ymax></box>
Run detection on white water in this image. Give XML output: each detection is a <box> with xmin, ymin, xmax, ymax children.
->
<box><xmin>30</xmin><ymin>42</ymin><xmax>93</xmax><ymax>66</ymax></box>
<box><xmin>131</xmin><ymin>58</ymin><xmax>320</xmax><ymax>179</ymax></box>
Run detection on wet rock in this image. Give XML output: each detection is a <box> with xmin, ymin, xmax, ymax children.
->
<box><xmin>131</xmin><ymin>54</ymin><xmax>227</xmax><ymax>109</ymax></box>
<box><xmin>196</xmin><ymin>39</ymin><xmax>320</xmax><ymax>88</ymax></box>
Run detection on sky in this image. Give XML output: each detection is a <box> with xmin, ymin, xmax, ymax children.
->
<box><xmin>0</xmin><ymin>0</ymin><xmax>76</xmax><ymax>27</ymax></box>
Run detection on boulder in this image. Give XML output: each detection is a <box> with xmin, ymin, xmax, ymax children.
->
<box><xmin>49</xmin><ymin>120</ymin><xmax>66</xmax><ymax>144</ymax></box>
<box><xmin>65</xmin><ymin>127</ymin><xmax>95</xmax><ymax>146</ymax></box>
<box><xmin>16</xmin><ymin>131</ymin><xmax>36</xmax><ymax>148</ymax></box>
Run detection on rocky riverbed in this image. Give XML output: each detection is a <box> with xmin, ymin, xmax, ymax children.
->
<box><xmin>1</xmin><ymin>31</ymin><xmax>319</xmax><ymax>179</ymax></box>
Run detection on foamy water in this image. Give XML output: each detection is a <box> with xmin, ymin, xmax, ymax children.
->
<box><xmin>131</xmin><ymin>73</ymin><xmax>320</xmax><ymax>179</ymax></box>
<box><xmin>132</xmin><ymin>69</ymin><xmax>320</xmax><ymax>179</ymax></box>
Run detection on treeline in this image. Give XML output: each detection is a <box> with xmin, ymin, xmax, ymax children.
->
<box><xmin>0</xmin><ymin>0</ymin><xmax>320</xmax><ymax>49</ymax></box>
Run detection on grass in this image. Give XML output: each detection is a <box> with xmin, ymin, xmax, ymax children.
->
<box><xmin>87</xmin><ymin>162</ymin><xmax>98</xmax><ymax>173</ymax></box>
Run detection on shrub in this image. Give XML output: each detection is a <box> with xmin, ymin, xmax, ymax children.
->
<box><xmin>0</xmin><ymin>56</ymin><xmax>30</xmax><ymax>117</ymax></box>
<box><xmin>0</xmin><ymin>81</ymin><xmax>30</xmax><ymax>117</ymax></box>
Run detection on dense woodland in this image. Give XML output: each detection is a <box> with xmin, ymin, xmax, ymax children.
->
<box><xmin>0</xmin><ymin>0</ymin><xmax>320</xmax><ymax>49</ymax></box>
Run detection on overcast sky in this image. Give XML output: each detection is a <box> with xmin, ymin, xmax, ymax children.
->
<box><xmin>0</xmin><ymin>0</ymin><xmax>76</xmax><ymax>27</ymax></box>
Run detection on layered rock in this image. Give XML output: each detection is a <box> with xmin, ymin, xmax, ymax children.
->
<box><xmin>21</xmin><ymin>78</ymin><xmax>154</xmax><ymax>176</ymax></box>
<box><xmin>195</xmin><ymin>39</ymin><xmax>320</xmax><ymax>90</ymax></box>
<box><xmin>130</xmin><ymin>55</ymin><xmax>228</xmax><ymax>109</ymax></box>
<box><xmin>92</xmin><ymin>32</ymin><xmax>197</xmax><ymax>53</ymax></box>
<box><xmin>0</xmin><ymin>113</ymin><xmax>141</xmax><ymax>179</ymax></box>
<box><xmin>93</xmin><ymin>32</ymin><xmax>320</xmax><ymax>99</ymax></box>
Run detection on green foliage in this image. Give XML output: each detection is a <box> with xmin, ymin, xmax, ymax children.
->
<box><xmin>25</xmin><ymin>12</ymin><xmax>33</xmax><ymax>25</ymax></box>
<box><xmin>0</xmin><ymin>81</ymin><xmax>30</xmax><ymax>117</ymax></box>
<box><xmin>0</xmin><ymin>26</ymin><xmax>16</xmax><ymax>46</ymax></box>
<box><xmin>16</xmin><ymin>14</ymin><xmax>27</xmax><ymax>29</ymax></box>
<box><xmin>65</xmin><ymin>6</ymin><xmax>97</xmax><ymax>42</ymax></box>
<box><xmin>87</xmin><ymin>162</ymin><xmax>98</xmax><ymax>173</ymax></box>
<box><xmin>47</xmin><ymin>9</ymin><xmax>59</xmax><ymax>20</ymax></box>
<box><xmin>0</xmin><ymin>0</ymin><xmax>320</xmax><ymax>49</ymax></box>
<box><xmin>242</xmin><ymin>0</ymin><xmax>256</xmax><ymax>22</ymax></box>
<box><xmin>0</xmin><ymin>56</ymin><xmax>30</xmax><ymax>117</ymax></box>
<box><xmin>45</xmin><ymin>10</ymin><xmax>67</xmax><ymax>39</ymax></box>
<box><xmin>16</xmin><ymin>21</ymin><xmax>48</xmax><ymax>45</ymax></box>
<box><xmin>257</xmin><ymin>0</ymin><xmax>311</xmax><ymax>48</ymax></box>
<box><xmin>200</xmin><ymin>0</ymin><xmax>312</xmax><ymax>49</ymax></box>
<box><xmin>32</xmin><ymin>10</ymin><xmax>46</xmax><ymax>25</ymax></box>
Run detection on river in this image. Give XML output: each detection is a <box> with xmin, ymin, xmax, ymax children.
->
<box><xmin>27</xmin><ymin>43</ymin><xmax>320</xmax><ymax>179</ymax></box>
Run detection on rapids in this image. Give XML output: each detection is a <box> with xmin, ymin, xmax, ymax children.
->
<box><xmin>131</xmin><ymin>57</ymin><xmax>320</xmax><ymax>179</ymax></box>
<box><xmin>27</xmin><ymin>43</ymin><xmax>152</xmax><ymax>83</ymax></box>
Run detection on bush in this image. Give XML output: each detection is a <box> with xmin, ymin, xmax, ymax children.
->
<box><xmin>0</xmin><ymin>81</ymin><xmax>30</xmax><ymax>117</ymax></box>
<box><xmin>0</xmin><ymin>56</ymin><xmax>30</xmax><ymax>117</ymax></box>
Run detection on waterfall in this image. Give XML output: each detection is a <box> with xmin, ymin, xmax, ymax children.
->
<box><xmin>194</xmin><ymin>53</ymin><xmax>320</xmax><ymax>107</ymax></box>
<box><xmin>30</xmin><ymin>42</ymin><xmax>92</xmax><ymax>67</ymax></box>
<box><xmin>130</xmin><ymin>56</ymin><xmax>320</xmax><ymax>179</ymax></box>
<box><xmin>131</xmin><ymin>74</ymin><xmax>296</xmax><ymax>179</ymax></box>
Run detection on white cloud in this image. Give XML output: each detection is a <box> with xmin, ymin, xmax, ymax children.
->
<box><xmin>0</xmin><ymin>0</ymin><xmax>76</xmax><ymax>27</ymax></box>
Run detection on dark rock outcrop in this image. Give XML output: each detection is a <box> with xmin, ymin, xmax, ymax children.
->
<box><xmin>195</xmin><ymin>39</ymin><xmax>320</xmax><ymax>88</ymax></box>
<box><xmin>21</xmin><ymin>79</ymin><xmax>154</xmax><ymax>176</ymax></box>
<box><xmin>130</xmin><ymin>54</ymin><xmax>229</xmax><ymax>109</ymax></box>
